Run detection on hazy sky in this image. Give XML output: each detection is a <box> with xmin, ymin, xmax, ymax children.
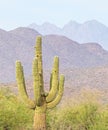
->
<box><xmin>0</xmin><ymin>0</ymin><xmax>108</xmax><ymax>30</ymax></box>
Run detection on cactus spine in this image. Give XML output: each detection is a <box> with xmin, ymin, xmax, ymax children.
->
<box><xmin>15</xmin><ymin>36</ymin><xmax>65</xmax><ymax>130</ymax></box>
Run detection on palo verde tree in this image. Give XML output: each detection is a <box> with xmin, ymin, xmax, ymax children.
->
<box><xmin>15</xmin><ymin>36</ymin><xmax>65</xmax><ymax>130</ymax></box>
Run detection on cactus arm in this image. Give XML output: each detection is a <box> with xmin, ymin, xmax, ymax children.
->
<box><xmin>46</xmin><ymin>56</ymin><xmax>59</xmax><ymax>103</ymax></box>
<box><xmin>16</xmin><ymin>61</ymin><xmax>35</xmax><ymax>109</ymax></box>
<box><xmin>35</xmin><ymin>36</ymin><xmax>44</xmax><ymax>93</ymax></box>
<box><xmin>32</xmin><ymin>58</ymin><xmax>42</xmax><ymax>106</ymax></box>
<box><xmin>49</xmin><ymin>73</ymin><xmax>52</xmax><ymax>90</ymax></box>
<box><xmin>47</xmin><ymin>75</ymin><xmax>65</xmax><ymax>109</ymax></box>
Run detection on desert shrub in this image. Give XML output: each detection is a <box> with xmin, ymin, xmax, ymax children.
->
<box><xmin>47</xmin><ymin>103</ymin><xmax>99</xmax><ymax>130</ymax></box>
<box><xmin>1</xmin><ymin>87</ymin><xmax>108</xmax><ymax>130</ymax></box>
<box><xmin>49</xmin><ymin>105</ymin><xmax>107</xmax><ymax>130</ymax></box>
<box><xmin>0</xmin><ymin>87</ymin><xmax>34</xmax><ymax>130</ymax></box>
<box><xmin>47</xmin><ymin>88</ymin><xmax>108</xmax><ymax>130</ymax></box>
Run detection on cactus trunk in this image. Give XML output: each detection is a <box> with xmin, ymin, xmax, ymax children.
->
<box><xmin>33</xmin><ymin>112</ymin><xmax>46</xmax><ymax>130</ymax></box>
<box><xmin>15</xmin><ymin>36</ymin><xmax>65</xmax><ymax>129</ymax></box>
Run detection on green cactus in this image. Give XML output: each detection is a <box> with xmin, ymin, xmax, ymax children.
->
<box><xmin>15</xmin><ymin>36</ymin><xmax>65</xmax><ymax>130</ymax></box>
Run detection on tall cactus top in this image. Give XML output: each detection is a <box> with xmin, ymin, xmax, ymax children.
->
<box><xmin>15</xmin><ymin>36</ymin><xmax>65</xmax><ymax>110</ymax></box>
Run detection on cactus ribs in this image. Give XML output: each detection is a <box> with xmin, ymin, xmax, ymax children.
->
<box><xmin>15</xmin><ymin>36</ymin><xmax>65</xmax><ymax>130</ymax></box>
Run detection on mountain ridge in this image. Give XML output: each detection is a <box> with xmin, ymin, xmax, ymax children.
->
<box><xmin>28</xmin><ymin>20</ymin><xmax>108</xmax><ymax>50</ymax></box>
<box><xmin>0</xmin><ymin>27</ymin><xmax>108</xmax><ymax>83</ymax></box>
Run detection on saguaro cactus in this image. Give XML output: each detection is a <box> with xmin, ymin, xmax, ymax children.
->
<box><xmin>15</xmin><ymin>36</ymin><xmax>65</xmax><ymax>130</ymax></box>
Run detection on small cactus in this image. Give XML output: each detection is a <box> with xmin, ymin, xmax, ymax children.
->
<box><xmin>15</xmin><ymin>36</ymin><xmax>65</xmax><ymax>130</ymax></box>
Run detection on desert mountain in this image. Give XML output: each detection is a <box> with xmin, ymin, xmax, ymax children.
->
<box><xmin>29</xmin><ymin>22</ymin><xmax>62</xmax><ymax>35</ymax></box>
<box><xmin>28</xmin><ymin>20</ymin><xmax>108</xmax><ymax>50</ymax></box>
<box><xmin>0</xmin><ymin>27</ymin><xmax>108</xmax><ymax>83</ymax></box>
<box><xmin>0</xmin><ymin>27</ymin><xmax>40</xmax><ymax>82</ymax></box>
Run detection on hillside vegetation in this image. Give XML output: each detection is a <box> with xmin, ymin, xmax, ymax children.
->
<box><xmin>0</xmin><ymin>87</ymin><xmax>108</xmax><ymax>130</ymax></box>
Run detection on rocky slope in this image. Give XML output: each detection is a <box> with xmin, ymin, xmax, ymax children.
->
<box><xmin>0</xmin><ymin>27</ymin><xmax>108</xmax><ymax>83</ymax></box>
